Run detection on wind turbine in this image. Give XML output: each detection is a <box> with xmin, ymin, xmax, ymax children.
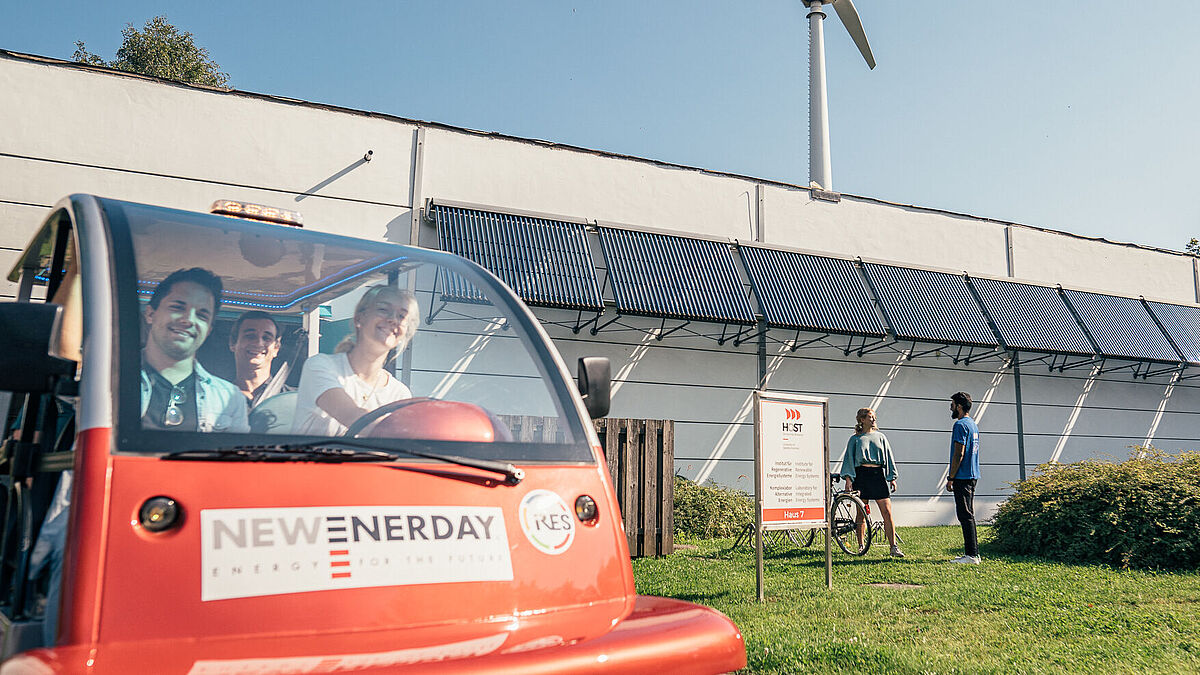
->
<box><xmin>802</xmin><ymin>0</ymin><xmax>875</xmax><ymax>192</ymax></box>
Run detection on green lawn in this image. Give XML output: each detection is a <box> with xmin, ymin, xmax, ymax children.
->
<box><xmin>632</xmin><ymin>526</ymin><xmax>1200</xmax><ymax>674</ymax></box>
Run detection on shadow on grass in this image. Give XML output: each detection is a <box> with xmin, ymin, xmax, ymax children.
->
<box><xmin>974</xmin><ymin>539</ymin><xmax>1123</xmax><ymax>570</ymax></box>
<box><xmin>671</xmin><ymin>590</ymin><xmax>734</xmax><ymax>605</ymax></box>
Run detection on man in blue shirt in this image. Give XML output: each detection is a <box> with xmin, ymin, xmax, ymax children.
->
<box><xmin>947</xmin><ymin>391</ymin><xmax>981</xmax><ymax>564</ymax></box>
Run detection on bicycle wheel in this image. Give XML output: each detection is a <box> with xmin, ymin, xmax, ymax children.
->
<box><xmin>831</xmin><ymin>493</ymin><xmax>871</xmax><ymax>555</ymax></box>
<box><xmin>786</xmin><ymin>528</ymin><xmax>816</xmax><ymax>548</ymax></box>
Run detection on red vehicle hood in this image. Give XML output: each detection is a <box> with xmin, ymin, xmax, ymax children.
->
<box><xmin>2</xmin><ymin>596</ymin><xmax>744</xmax><ymax>674</ymax></box>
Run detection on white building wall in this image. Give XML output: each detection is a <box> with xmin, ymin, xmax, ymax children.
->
<box><xmin>2</xmin><ymin>51</ymin><xmax>1198</xmax><ymax>526</ymax></box>
<box><xmin>760</xmin><ymin>186</ymin><xmax>1012</xmax><ymax>279</ymax></box>
<box><xmin>545</xmin><ymin>310</ymin><xmax>1199</xmax><ymax>526</ymax></box>
<box><xmin>1011</xmin><ymin>226</ymin><xmax>1198</xmax><ymax>304</ymax></box>
<box><xmin>0</xmin><ymin>53</ymin><xmax>417</xmax><ymax>303</ymax></box>
<box><xmin>421</xmin><ymin>128</ymin><xmax>761</xmax><ymax>241</ymax></box>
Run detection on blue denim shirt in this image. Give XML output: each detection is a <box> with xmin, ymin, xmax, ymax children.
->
<box><xmin>140</xmin><ymin>360</ymin><xmax>249</xmax><ymax>433</ymax></box>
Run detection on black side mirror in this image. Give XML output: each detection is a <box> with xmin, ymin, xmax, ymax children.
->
<box><xmin>577</xmin><ymin>357</ymin><xmax>611</xmax><ymax>419</ymax></box>
<box><xmin>0</xmin><ymin>303</ymin><xmax>77</xmax><ymax>393</ymax></box>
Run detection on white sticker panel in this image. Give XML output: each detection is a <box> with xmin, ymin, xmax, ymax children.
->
<box><xmin>757</xmin><ymin>395</ymin><xmax>828</xmax><ymax>528</ymax></box>
<box><xmin>200</xmin><ymin>506</ymin><xmax>512</xmax><ymax>601</ymax></box>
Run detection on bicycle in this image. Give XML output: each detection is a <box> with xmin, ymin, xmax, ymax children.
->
<box><xmin>786</xmin><ymin>473</ymin><xmax>899</xmax><ymax>555</ymax></box>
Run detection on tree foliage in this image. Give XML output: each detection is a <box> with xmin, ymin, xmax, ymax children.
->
<box><xmin>1187</xmin><ymin>238</ymin><xmax>1199</xmax><ymax>255</ymax></box>
<box><xmin>673</xmin><ymin>476</ymin><xmax>754</xmax><ymax>538</ymax></box>
<box><xmin>990</xmin><ymin>447</ymin><xmax>1200</xmax><ymax>569</ymax></box>
<box><xmin>73</xmin><ymin>16</ymin><xmax>230</xmax><ymax>88</ymax></box>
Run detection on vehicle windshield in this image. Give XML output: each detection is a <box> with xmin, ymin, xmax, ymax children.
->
<box><xmin>108</xmin><ymin>200</ymin><xmax>590</xmax><ymax>463</ymax></box>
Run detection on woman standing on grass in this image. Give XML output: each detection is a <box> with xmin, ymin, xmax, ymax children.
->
<box><xmin>839</xmin><ymin>407</ymin><xmax>903</xmax><ymax>557</ymax></box>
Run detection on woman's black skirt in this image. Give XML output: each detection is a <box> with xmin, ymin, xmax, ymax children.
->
<box><xmin>853</xmin><ymin>465</ymin><xmax>890</xmax><ymax>501</ymax></box>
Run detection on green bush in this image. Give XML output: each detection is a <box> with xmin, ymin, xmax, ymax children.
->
<box><xmin>673</xmin><ymin>475</ymin><xmax>754</xmax><ymax>538</ymax></box>
<box><xmin>990</xmin><ymin>448</ymin><xmax>1200</xmax><ymax>569</ymax></box>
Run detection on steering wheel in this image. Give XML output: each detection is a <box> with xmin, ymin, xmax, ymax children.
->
<box><xmin>343</xmin><ymin>397</ymin><xmax>432</xmax><ymax>438</ymax></box>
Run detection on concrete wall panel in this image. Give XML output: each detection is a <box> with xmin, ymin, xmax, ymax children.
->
<box><xmin>760</xmin><ymin>185</ymin><xmax>1010</xmax><ymax>278</ymax></box>
<box><xmin>421</xmin><ymin>129</ymin><xmax>759</xmax><ymax>240</ymax></box>
<box><xmin>0</xmin><ymin>202</ymin><xmax>48</xmax><ymax>248</ymax></box>
<box><xmin>0</xmin><ymin>155</ymin><xmax>410</xmax><ymax>243</ymax></box>
<box><xmin>0</xmin><ymin>249</ymin><xmax>22</xmax><ymax>300</ymax></box>
<box><xmin>1011</xmin><ymin>226</ymin><xmax>1197</xmax><ymax>303</ymax></box>
<box><xmin>0</xmin><ymin>57</ymin><xmax>414</xmax><ymax>207</ymax></box>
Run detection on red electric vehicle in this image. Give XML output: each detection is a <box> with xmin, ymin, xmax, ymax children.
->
<box><xmin>0</xmin><ymin>195</ymin><xmax>745</xmax><ymax>673</ymax></box>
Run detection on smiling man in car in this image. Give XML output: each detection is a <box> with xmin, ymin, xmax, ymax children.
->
<box><xmin>140</xmin><ymin>267</ymin><xmax>249</xmax><ymax>433</ymax></box>
<box><xmin>228</xmin><ymin>310</ymin><xmax>285</xmax><ymax>407</ymax></box>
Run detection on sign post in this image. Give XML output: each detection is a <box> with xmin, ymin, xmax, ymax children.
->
<box><xmin>753</xmin><ymin>391</ymin><xmax>831</xmax><ymax>601</ymax></box>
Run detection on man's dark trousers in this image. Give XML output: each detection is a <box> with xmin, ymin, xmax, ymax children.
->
<box><xmin>952</xmin><ymin>478</ymin><xmax>978</xmax><ymax>557</ymax></box>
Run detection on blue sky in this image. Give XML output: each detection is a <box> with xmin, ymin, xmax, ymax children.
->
<box><xmin>3</xmin><ymin>1</ymin><xmax>1198</xmax><ymax>252</ymax></box>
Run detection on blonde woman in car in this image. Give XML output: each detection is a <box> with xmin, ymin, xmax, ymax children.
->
<box><xmin>293</xmin><ymin>286</ymin><xmax>419</xmax><ymax>436</ymax></box>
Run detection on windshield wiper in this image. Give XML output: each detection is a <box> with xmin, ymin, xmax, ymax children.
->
<box><xmin>162</xmin><ymin>441</ymin><xmax>525</xmax><ymax>486</ymax></box>
<box><xmin>162</xmin><ymin>446</ymin><xmax>395</xmax><ymax>463</ymax></box>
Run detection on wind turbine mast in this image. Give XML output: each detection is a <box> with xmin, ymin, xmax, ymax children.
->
<box><xmin>802</xmin><ymin>0</ymin><xmax>875</xmax><ymax>193</ymax></box>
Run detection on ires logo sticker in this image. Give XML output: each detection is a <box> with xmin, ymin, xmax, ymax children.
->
<box><xmin>518</xmin><ymin>490</ymin><xmax>575</xmax><ymax>555</ymax></box>
<box><xmin>200</xmin><ymin>506</ymin><xmax>512</xmax><ymax>601</ymax></box>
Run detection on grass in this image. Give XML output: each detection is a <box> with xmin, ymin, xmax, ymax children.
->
<box><xmin>632</xmin><ymin>526</ymin><xmax>1200</xmax><ymax>674</ymax></box>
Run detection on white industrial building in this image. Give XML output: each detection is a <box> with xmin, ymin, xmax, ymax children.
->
<box><xmin>3</xmin><ymin>49</ymin><xmax>1197</xmax><ymax>525</ymax></box>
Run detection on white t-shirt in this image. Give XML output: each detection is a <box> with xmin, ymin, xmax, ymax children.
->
<box><xmin>292</xmin><ymin>352</ymin><xmax>412</xmax><ymax>436</ymax></box>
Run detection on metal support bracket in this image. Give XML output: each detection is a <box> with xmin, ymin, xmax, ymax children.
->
<box><xmin>1052</xmin><ymin>355</ymin><xmax>1100</xmax><ymax>372</ymax></box>
<box><xmin>590</xmin><ymin>314</ymin><xmax>623</xmax><ymax>336</ymax></box>
<box><xmin>1140</xmin><ymin>363</ymin><xmax>1185</xmax><ymax>379</ymax></box>
<box><xmin>733</xmin><ymin>325</ymin><xmax>766</xmax><ymax>347</ymax></box>
<box><xmin>426</xmin><ymin>269</ymin><xmax>447</xmax><ymax>324</ymax></box>
<box><xmin>790</xmin><ymin>334</ymin><xmax>828</xmax><ymax>352</ymax></box>
<box><xmin>906</xmin><ymin>343</ymin><xmax>944</xmax><ymax>361</ymax></box>
<box><xmin>427</xmin><ymin>298</ymin><xmax>448</xmax><ymax>324</ymax></box>
<box><xmin>716</xmin><ymin>323</ymin><xmax>735</xmax><ymax>346</ymax></box>
<box><xmin>571</xmin><ymin>310</ymin><xmax>603</xmax><ymax>335</ymax></box>
<box><xmin>1009</xmin><ymin>352</ymin><xmax>1052</xmax><ymax>370</ymax></box>
<box><xmin>855</xmin><ymin>337</ymin><xmax>892</xmax><ymax>357</ymax></box>
<box><xmin>1096</xmin><ymin>359</ymin><xmax>1142</xmax><ymax>376</ymax></box>
<box><xmin>657</xmin><ymin>320</ymin><xmax>691</xmax><ymax>341</ymax></box>
<box><xmin>716</xmin><ymin>322</ymin><xmax>750</xmax><ymax>346</ymax></box>
<box><xmin>961</xmin><ymin>347</ymin><xmax>1005</xmax><ymax>366</ymax></box>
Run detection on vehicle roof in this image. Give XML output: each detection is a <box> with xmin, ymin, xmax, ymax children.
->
<box><xmin>9</xmin><ymin>195</ymin><xmax>452</xmax><ymax>312</ymax></box>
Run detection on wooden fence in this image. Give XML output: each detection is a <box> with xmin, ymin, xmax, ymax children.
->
<box><xmin>594</xmin><ymin>418</ymin><xmax>674</xmax><ymax>558</ymax></box>
<box><xmin>498</xmin><ymin>415</ymin><xmax>675</xmax><ymax>558</ymax></box>
<box><xmin>501</xmin><ymin>415</ymin><xmax>569</xmax><ymax>443</ymax></box>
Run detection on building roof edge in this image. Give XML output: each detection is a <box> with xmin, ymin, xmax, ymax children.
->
<box><xmin>2</xmin><ymin>48</ymin><xmax>1194</xmax><ymax>261</ymax></box>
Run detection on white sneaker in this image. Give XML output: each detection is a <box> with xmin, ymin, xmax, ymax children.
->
<box><xmin>890</xmin><ymin>545</ymin><xmax>905</xmax><ymax>558</ymax></box>
<box><xmin>950</xmin><ymin>555</ymin><xmax>981</xmax><ymax>565</ymax></box>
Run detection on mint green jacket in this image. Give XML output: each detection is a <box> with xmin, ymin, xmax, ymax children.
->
<box><xmin>839</xmin><ymin>430</ymin><xmax>897</xmax><ymax>482</ymax></box>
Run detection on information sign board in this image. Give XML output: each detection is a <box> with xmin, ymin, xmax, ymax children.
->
<box><xmin>752</xmin><ymin>391</ymin><xmax>831</xmax><ymax>599</ymax></box>
<box><xmin>754</xmin><ymin>392</ymin><xmax>828</xmax><ymax>529</ymax></box>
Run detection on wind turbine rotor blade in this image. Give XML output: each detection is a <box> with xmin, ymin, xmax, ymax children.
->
<box><xmin>831</xmin><ymin>0</ymin><xmax>876</xmax><ymax>69</ymax></box>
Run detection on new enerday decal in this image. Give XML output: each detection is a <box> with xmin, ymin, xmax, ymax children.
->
<box><xmin>200</xmin><ymin>506</ymin><xmax>512</xmax><ymax>601</ymax></box>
